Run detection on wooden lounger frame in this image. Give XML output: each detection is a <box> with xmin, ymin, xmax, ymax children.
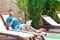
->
<box><xmin>41</xmin><ymin>15</ymin><xmax>60</xmax><ymax>31</ymax></box>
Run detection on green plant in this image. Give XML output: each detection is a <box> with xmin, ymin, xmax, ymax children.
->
<box><xmin>56</xmin><ymin>1</ymin><xmax>60</xmax><ymax>11</ymax></box>
<box><xmin>42</xmin><ymin>0</ymin><xmax>58</xmax><ymax>20</ymax></box>
<box><xmin>28</xmin><ymin>0</ymin><xmax>46</xmax><ymax>29</ymax></box>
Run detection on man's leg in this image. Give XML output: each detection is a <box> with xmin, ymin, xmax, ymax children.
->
<box><xmin>36</xmin><ymin>28</ymin><xmax>46</xmax><ymax>33</ymax></box>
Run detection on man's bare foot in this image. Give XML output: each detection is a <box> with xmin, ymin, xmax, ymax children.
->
<box><xmin>36</xmin><ymin>28</ymin><xmax>46</xmax><ymax>33</ymax></box>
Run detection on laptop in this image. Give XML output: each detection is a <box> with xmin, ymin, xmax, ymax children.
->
<box><xmin>25</xmin><ymin>20</ymin><xmax>32</xmax><ymax>26</ymax></box>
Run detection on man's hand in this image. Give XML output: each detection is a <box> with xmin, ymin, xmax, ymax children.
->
<box><xmin>19</xmin><ymin>17</ymin><xmax>22</xmax><ymax>21</ymax></box>
<box><xmin>12</xmin><ymin>18</ymin><xmax>15</xmax><ymax>21</ymax></box>
<box><xmin>36</xmin><ymin>28</ymin><xmax>46</xmax><ymax>33</ymax></box>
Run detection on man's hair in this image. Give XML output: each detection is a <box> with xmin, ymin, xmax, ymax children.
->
<box><xmin>8</xmin><ymin>9</ymin><xmax>13</xmax><ymax>12</ymax></box>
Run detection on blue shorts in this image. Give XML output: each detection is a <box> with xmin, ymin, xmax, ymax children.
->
<box><xmin>14</xmin><ymin>24</ymin><xmax>25</xmax><ymax>31</ymax></box>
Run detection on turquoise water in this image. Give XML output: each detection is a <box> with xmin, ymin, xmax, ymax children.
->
<box><xmin>45</xmin><ymin>33</ymin><xmax>60</xmax><ymax>40</ymax></box>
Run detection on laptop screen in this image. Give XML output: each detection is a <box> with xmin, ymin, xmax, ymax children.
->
<box><xmin>25</xmin><ymin>20</ymin><xmax>32</xmax><ymax>26</ymax></box>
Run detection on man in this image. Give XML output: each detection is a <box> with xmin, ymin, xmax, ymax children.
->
<box><xmin>6</xmin><ymin>9</ymin><xmax>45</xmax><ymax>33</ymax></box>
<box><xmin>6</xmin><ymin>9</ymin><xmax>24</xmax><ymax>30</ymax></box>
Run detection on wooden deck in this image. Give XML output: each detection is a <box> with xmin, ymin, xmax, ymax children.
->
<box><xmin>0</xmin><ymin>35</ymin><xmax>16</xmax><ymax>40</ymax></box>
<box><xmin>0</xmin><ymin>29</ymin><xmax>60</xmax><ymax>40</ymax></box>
<box><xmin>47</xmin><ymin>29</ymin><xmax>60</xmax><ymax>34</ymax></box>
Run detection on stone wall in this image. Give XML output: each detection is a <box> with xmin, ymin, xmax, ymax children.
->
<box><xmin>0</xmin><ymin>0</ymin><xmax>18</xmax><ymax>14</ymax></box>
<box><xmin>0</xmin><ymin>0</ymin><xmax>25</xmax><ymax>23</ymax></box>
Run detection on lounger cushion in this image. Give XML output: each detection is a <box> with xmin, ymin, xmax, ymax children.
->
<box><xmin>42</xmin><ymin>16</ymin><xmax>60</xmax><ymax>26</ymax></box>
<box><xmin>0</xmin><ymin>30</ymin><xmax>34</xmax><ymax>37</ymax></box>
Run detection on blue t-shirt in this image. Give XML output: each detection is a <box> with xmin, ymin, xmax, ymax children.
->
<box><xmin>6</xmin><ymin>16</ymin><xmax>21</xmax><ymax>29</ymax></box>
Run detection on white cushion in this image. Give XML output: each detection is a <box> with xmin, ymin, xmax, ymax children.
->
<box><xmin>0</xmin><ymin>30</ymin><xmax>34</xmax><ymax>37</ymax></box>
<box><xmin>43</xmin><ymin>17</ymin><xmax>59</xmax><ymax>26</ymax></box>
<box><xmin>0</xmin><ymin>18</ymin><xmax>6</xmax><ymax>31</ymax></box>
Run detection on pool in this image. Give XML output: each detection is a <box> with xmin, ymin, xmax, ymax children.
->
<box><xmin>45</xmin><ymin>33</ymin><xmax>60</xmax><ymax>40</ymax></box>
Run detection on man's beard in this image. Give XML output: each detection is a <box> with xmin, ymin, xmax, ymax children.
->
<box><xmin>9</xmin><ymin>14</ymin><xmax>13</xmax><ymax>16</ymax></box>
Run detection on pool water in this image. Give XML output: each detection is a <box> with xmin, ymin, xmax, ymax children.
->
<box><xmin>45</xmin><ymin>33</ymin><xmax>60</xmax><ymax>40</ymax></box>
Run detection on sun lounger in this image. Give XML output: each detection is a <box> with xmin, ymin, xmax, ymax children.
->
<box><xmin>41</xmin><ymin>15</ymin><xmax>60</xmax><ymax>30</ymax></box>
<box><xmin>0</xmin><ymin>15</ymin><xmax>35</xmax><ymax>40</ymax></box>
<box><xmin>1</xmin><ymin>14</ymin><xmax>46</xmax><ymax>40</ymax></box>
<box><xmin>2</xmin><ymin>15</ymin><xmax>32</xmax><ymax>30</ymax></box>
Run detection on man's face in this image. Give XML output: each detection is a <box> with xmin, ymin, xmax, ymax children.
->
<box><xmin>8</xmin><ymin>11</ymin><xmax>14</xmax><ymax>16</ymax></box>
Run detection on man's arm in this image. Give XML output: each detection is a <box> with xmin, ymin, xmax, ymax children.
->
<box><xmin>7</xmin><ymin>19</ymin><xmax>14</xmax><ymax>27</ymax></box>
